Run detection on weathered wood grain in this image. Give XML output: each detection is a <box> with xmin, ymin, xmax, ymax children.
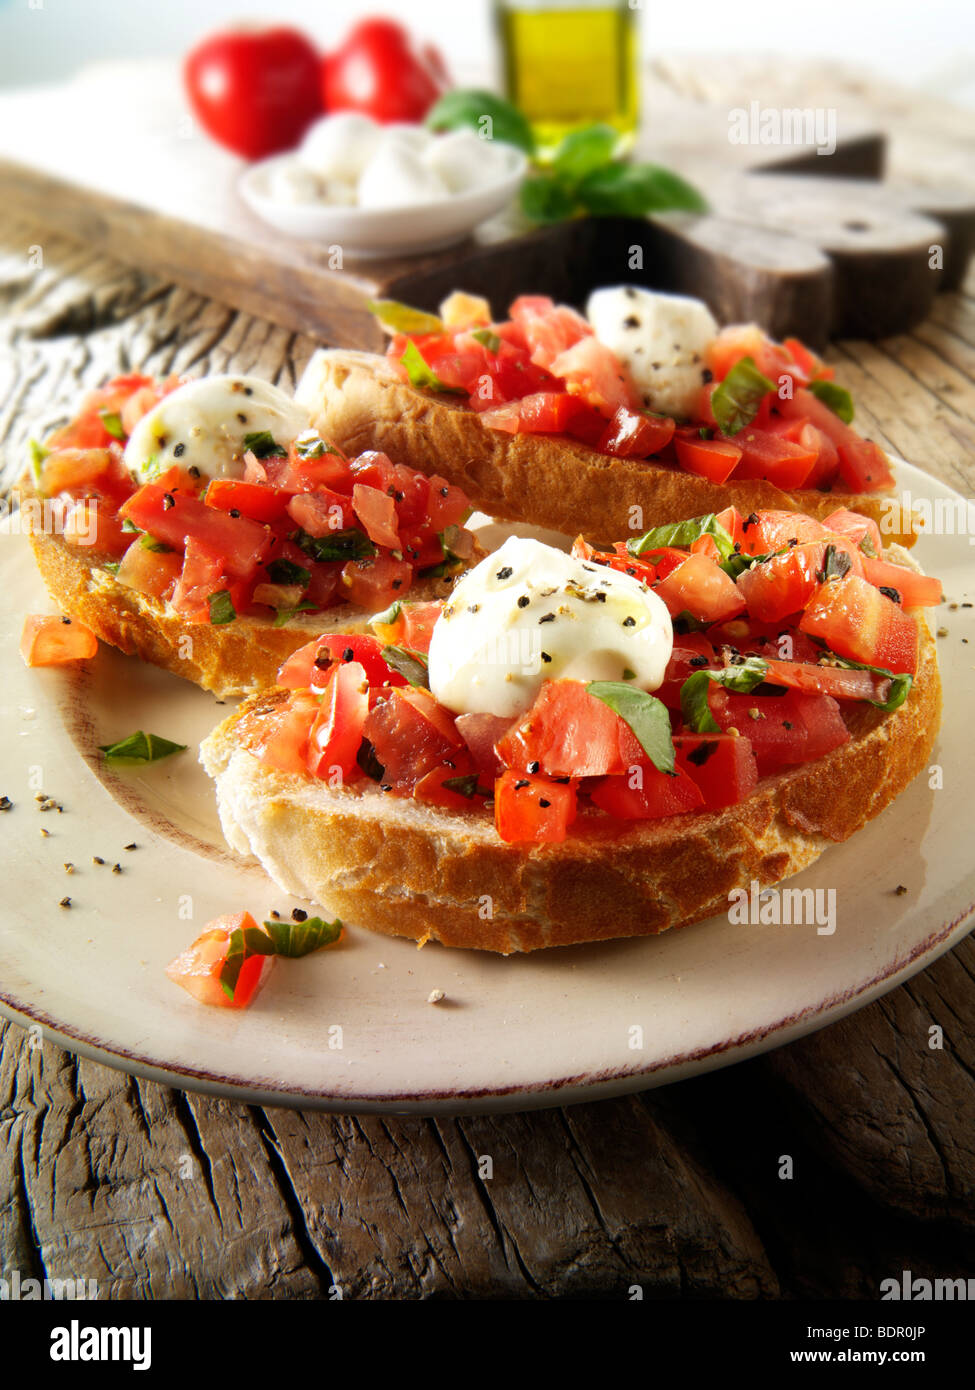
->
<box><xmin>1</xmin><ymin>98</ymin><xmax>973</xmax><ymax>1299</ymax></box>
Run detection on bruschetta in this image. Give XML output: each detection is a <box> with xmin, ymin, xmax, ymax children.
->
<box><xmin>201</xmin><ymin>505</ymin><xmax>942</xmax><ymax>953</ymax></box>
<box><xmin>298</xmin><ymin>288</ymin><xmax>916</xmax><ymax>552</ymax></box>
<box><xmin>21</xmin><ymin>370</ymin><xmax>477</xmax><ymax>697</ymax></box>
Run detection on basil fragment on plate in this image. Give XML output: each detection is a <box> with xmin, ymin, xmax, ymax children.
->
<box><xmin>98</xmin><ymin>731</ymin><xmax>188</xmax><ymax>766</ymax></box>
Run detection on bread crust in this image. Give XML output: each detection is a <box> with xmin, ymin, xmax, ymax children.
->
<box><xmin>22</xmin><ymin>480</ymin><xmax>468</xmax><ymax>699</ymax></box>
<box><xmin>200</xmin><ymin>618</ymin><xmax>940</xmax><ymax>953</ymax></box>
<box><xmin>300</xmin><ymin>349</ymin><xmax>918</xmax><ymax>549</ymax></box>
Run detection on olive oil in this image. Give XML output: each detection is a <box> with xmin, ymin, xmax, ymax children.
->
<box><xmin>496</xmin><ymin>1</ymin><xmax>639</xmax><ymax>149</ymax></box>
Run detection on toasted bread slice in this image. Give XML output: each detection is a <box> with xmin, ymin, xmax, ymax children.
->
<box><xmin>298</xmin><ymin>349</ymin><xmax>916</xmax><ymax>550</ymax></box>
<box><xmin>200</xmin><ymin>615</ymin><xmax>940</xmax><ymax>953</ymax></box>
<box><xmin>23</xmin><ymin>494</ymin><xmax>468</xmax><ymax>699</ymax></box>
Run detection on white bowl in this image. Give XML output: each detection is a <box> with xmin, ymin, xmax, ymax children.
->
<box><xmin>238</xmin><ymin>144</ymin><xmax>528</xmax><ymax>258</ymax></box>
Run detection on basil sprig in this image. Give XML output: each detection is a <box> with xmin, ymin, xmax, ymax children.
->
<box><xmin>426</xmin><ymin>89</ymin><xmax>535</xmax><ymax>153</ymax></box>
<box><xmin>808</xmin><ymin>379</ymin><xmax>855</xmax><ymax>424</ymax></box>
<box><xmin>585</xmin><ymin>682</ymin><xmax>675</xmax><ymax>774</ymax></box>
<box><xmin>400</xmin><ymin>340</ymin><xmax>466</xmax><ymax>395</ymax></box>
<box><xmin>219</xmin><ymin>916</ymin><xmax>342</xmax><ymax>1001</ymax></box>
<box><xmin>679</xmin><ymin>659</ymin><xmax>770</xmax><ymax>733</ymax></box>
<box><xmin>628</xmin><ymin>512</ymin><xmax>736</xmax><ymax>562</ymax></box>
<box><xmin>711</xmin><ymin>357</ymin><xmax>775</xmax><ymax>436</ymax></box>
<box><xmin>293</xmin><ymin>430</ymin><xmax>343</xmax><ymax>461</ymax></box>
<box><xmin>98</xmin><ymin>731</ymin><xmax>188</xmax><ymax>765</ymax></box>
<box><xmin>367</xmin><ymin>299</ymin><xmax>445</xmax><ymax>335</ymax></box>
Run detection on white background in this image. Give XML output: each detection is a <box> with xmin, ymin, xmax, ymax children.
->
<box><xmin>0</xmin><ymin>0</ymin><xmax>973</xmax><ymax>103</ymax></box>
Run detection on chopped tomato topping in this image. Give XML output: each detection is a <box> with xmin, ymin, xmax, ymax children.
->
<box><xmin>799</xmin><ymin>575</ymin><xmax>919</xmax><ymax>675</ymax></box>
<box><xmin>673</xmin><ymin>733</ymin><xmax>758</xmax><ymax>810</ymax></box>
<box><xmin>495</xmin><ymin>769</ymin><xmax>577</xmax><ymax>843</ymax></box>
<box><xmin>589</xmin><ymin>762</ymin><xmax>703</xmax><ymax>820</ymax></box>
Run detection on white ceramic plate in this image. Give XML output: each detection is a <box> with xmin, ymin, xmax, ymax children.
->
<box><xmin>238</xmin><ymin>147</ymin><xmax>527</xmax><ymax>257</ymax></box>
<box><xmin>1</xmin><ymin>460</ymin><xmax>973</xmax><ymax>1115</ymax></box>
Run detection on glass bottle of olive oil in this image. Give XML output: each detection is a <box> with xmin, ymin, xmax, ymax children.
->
<box><xmin>495</xmin><ymin>0</ymin><xmax>639</xmax><ymax>149</ymax></box>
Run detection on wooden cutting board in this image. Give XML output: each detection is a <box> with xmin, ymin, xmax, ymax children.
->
<box><xmin>1</xmin><ymin>59</ymin><xmax>971</xmax><ymax>351</ymax></box>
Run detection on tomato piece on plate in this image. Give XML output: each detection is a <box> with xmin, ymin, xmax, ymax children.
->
<box><xmin>589</xmin><ymin>762</ymin><xmax>703</xmax><ymax>820</ymax></box>
<box><xmin>732</xmin><ymin>427</ymin><xmax>818</xmax><ymax>489</ymax></box>
<box><xmin>204</xmin><ymin>478</ymin><xmax>292</xmax><ymax>524</ymax></box>
<box><xmin>20</xmin><ymin>614</ymin><xmax>98</xmax><ymax>666</ymax></box>
<box><xmin>861</xmin><ymin>555</ymin><xmax>942</xmax><ymax>608</ymax></box>
<box><xmin>597</xmin><ymin>407</ymin><xmax>675</xmax><ymax>458</ymax></box>
<box><xmin>673</xmin><ymin>733</ymin><xmax>758</xmax><ymax>810</ymax></box>
<box><xmin>114</xmin><ymin>538</ymin><xmax>183</xmax><ymax>600</ymax></box>
<box><xmin>494</xmin><ymin>769</ymin><xmax>577</xmax><ymax>843</ymax></box>
<box><xmin>799</xmin><ymin>575</ymin><xmax>918</xmax><ymax>675</ymax></box>
<box><xmin>674</xmin><ymin>433</ymin><xmax>742</xmax><ymax>483</ymax></box>
<box><xmin>306</xmin><ymin>660</ymin><xmax>370</xmax><ymax>782</ymax></box>
<box><xmin>166</xmin><ymin>914</ymin><xmax>268</xmax><ymax>1009</ymax></box>
<box><xmin>708</xmin><ymin>686</ymin><xmax>850</xmax><ymax>775</ymax></box>
<box><xmin>495</xmin><ymin>679</ymin><xmax>640</xmax><ymax>778</ymax></box>
<box><xmin>363</xmin><ymin>687</ymin><xmax>462</xmax><ymax>789</ymax></box>
<box><xmin>653</xmin><ymin>552</ymin><xmax>746</xmax><ymax>623</ymax></box>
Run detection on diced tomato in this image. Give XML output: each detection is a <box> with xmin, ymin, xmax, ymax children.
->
<box><xmin>715</xmin><ymin>506</ymin><xmax>746</xmax><ymax>550</ymax></box>
<box><xmin>455</xmin><ymin>712</ymin><xmax>511</xmax><ymax>781</ymax></box>
<box><xmin>707</xmin><ymin>686</ymin><xmax>850</xmax><ymax>775</ymax></box>
<box><xmin>61</xmin><ymin>498</ymin><xmax>131</xmax><ymax>557</ymax></box>
<box><xmin>674</xmin><ymin>433</ymin><xmax>742</xmax><ymax>484</ymax></box>
<box><xmin>732</xmin><ymin>427</ymin><xmax>818</xmax><ymax>489</ymax></box>
<box><xmin>372</xmin><ymin>598</ymin><xmax>442</xmax><ymax>655</ymax></box>
<box><xmin>778</xmin><ymin>389</ymin><xmax>895</xmax><ymax>493</ymax></box>
<box><xmin>362</xmin><ymin>687</ymin><xmax>462</xmax><ymax>789</ymax></box>
<box><xmin>549</xmin><ymin>337</ymin><xmax>639</xmax><ymax>416</ymax></box>
<box><xmin>494</xmin><ymin>769</ymin><xmax>577</xmax><ymax>843</ymax></box>
<box><xmin>20</xmin><ymin>614</ymin><xmax>98</xmax><ymax>666</ymax></box>
<box><xmin>204</xmin><ymin>478</ymin><xmax>292</xmax><ymax>524</ymax></box>
<box><xmin>510</xmin><ymin>298</ymin><xmax>591</xmax><ymax>372</ymax></box>
<box><xmin>597</xmin><ymin>407</ymin><xmax>675</xmax><ymax>458</ymax></box>
<box><xmin>38</xmin><ymin>446</ymin><xmax>130</xmax><ymax>502</ymax></box>
<box><xmin>653</xmin><ymin>552</ymin><xmax>746</xmax><ymax>623</ymax></box>
<box><xmin>121</xmin><ymin>484</ymin><xmax>270</xmax><ymax>577</ymax></box>
<box><xmin>241</xmin><ymin>692</ymin><xmax>319</xmax><ymax>775</ymax></box>
<box><xmin>349</xmin><ymin>453</ymin><xmax>431</xmax><ymax>534</ymax></box>
<box><xmin>783</xmin><ymin>337</ymin><xmax>821</xmax><ymax>381</ymax></box>
<box><xmin>341</xmin><ymin>551</ymin><xmax>413</xmax><ymax>610</ymax></box>
<box><xmin>286</xmin><ymin>487</ymin><xmax>355</xmax><ymax>537</ymax></box>
<box><xmin>739</xmin><ymin>509</ymin><xmax>827</xmax><ymax>557</ymax></box>
<box><xmin>305</xmin><ymin>562</ymin><xmax>341</xmax><ymax>610</ymax></box>
<box><xmin>412</xmin><ymin>751</ymin><xmax>481</xmax><ymax>811</ymax></box>
<box><xmin>799</xmin><ymin>575</ymin><xmax>918</xmax><ymax>675</ymax></box>
<box><xmin>306</xmin><ymin>660</ymin><xmax>369</xmax><ymax>782</ymax></box>
<box><xmin>278</xmin><ymin>634</ymin><xmax>406</xmax><ymax>691</ymax></box>
<box><xmin>656</xmin><ymin>633</ymin><xmax>716</xmax><ymax>708</ymax></box>
<box><xmin>589</xmin><ymin>761</ymin><xmax>703</xmax><ymax>820</ymax></box>
<box><xmin>673</xmin><ymin>733</ymin><xmax>758</xmax><ymax>809</ymax></box>
<box><xmin>690</xmin><ymin>533</ymin><xmax>722</xmax><ymax>562</ymax></box>
<box><xmin>351</xmin><ymin>484</ymin><xmax>400</xmax><ymax>549</ymax></box>
<box><xmin>478</xmin><ymin>390</ymin><xmax>580</xmax><ymax>435</ymax></box>
<box><xmin>822</xmin><ymin>508</ymin><xmax>883</xmax><ymax>557</ymax></box>
<box><xmin>114</xmin><ymin>537</ymin><xmax>183</xmax><ymax>600</ymax></box>
<box><xmin>165</xmin><ymin>914</ymin><xmax>268</xmax><ymax>1010</ymax></box>
<box><xmin>861</xmin><ymin>555</ymin><xmax>942</xmax><ymax>608</ymax></box>
<box><xmin>272</xmin><ymin>438</ymin><xmax>351</xmax><ymax>493</ymax></box>
<box><xmin>762</xmin><ymin>659</ymin><xmax>897</xmax><ymax>703</ymax></box>
<box><xmin>496</xmin><ymin>680</ymin><xmax>641</xmax><ymax>778</ymax></box>
<box><xmin>425</xmin><ymin>475</ymin><xmax>469</xmax><ymax>530</ymax></box>
<box><xmin>736</xmin><ymin>541</ymin><xmax>861</xmax><ymax>624</ymax></box>
<box><xmin>171</xmin><ymin>536</ymin><xmax>246</xmax><ymax>624</ymax></box>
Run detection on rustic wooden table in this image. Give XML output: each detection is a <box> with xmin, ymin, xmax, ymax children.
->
<box><xmin>1</xmin><ymin>59</ymin><xmax>974</xmax><ymax>1299</ymax></box>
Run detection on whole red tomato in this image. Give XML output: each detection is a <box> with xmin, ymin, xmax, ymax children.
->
<box><xmin>185</xmin><ymin>27</ymin><xmax>322</xmax><ymax>159</ymax></box>
<box><xmin>322</xmin><ymin>19</ymin><xmax>449</xmax><ymax>125</ymax></box>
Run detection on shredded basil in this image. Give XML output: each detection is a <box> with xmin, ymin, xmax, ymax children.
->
<box><xmin>208</xmin><ymin>590</ymin><xmax>236</xmax><ymax>625</ymax></box>
<box><xmin>471</xmin><ymin>328</ymin><xmax>502</xmax><ymax>354</ymax></box>
<box><xmin>139</xmin><ymin>533</ymin><xmax>172</xmax><ymax>553</ymax></box>
<box><xmin>98</xmin><ymin>731</ymin><xmax>188</xmax><ymax>765</ymax></box>
<box><xmin>97</xmin><ymin>408</ymin><xmax>126</xmax><ymax>441</ymax></box>
<box><xmin>272</xmin><ymin>602</ymin><xmax>317</xmax><ymax>628</ymax></box>
<box><xmin>371</xmin><ymin>599</ymin><xmax>403</xmax><ymax>629</ymax></box>
<box><xmin>293</xmin><ymin>430</ymin><xmax>342</xmax><ymax>461</ymax></box>
<box><xmin>242</xmin><ymin>430</ymin><xmax>287</xmax><ymax>459</ymax></box>
<box><xmin>585</xmin><ymin>682</ymin><xmax>675</xmax><ymax>774</ymax></box>
<box><xmin>628</xmin><ymin>513</ymin><xmax>735</xmax><ymax>562</ymax></box>
<box><xmin>808</xmin><ymin>379</ymin><xmax>855</xmax><ymax>424</ymax></box>
<box><xmin>819</xmin><ymin>653</ymin><xmax>913</xmax><ymax>712</ymax></box>
<box><xmin>679</xmin><ymin>659</ymin><xmax>770</xmax><ymax>733</ymax></box>
<box><xmin>400</xmin><ymin>340</ymin><xmax>465</xmax><ymax>395</ymax></box>
<box><xmin>381</xmin><ymin>646</ymin><xmax>430</xmax><ymax>689</ymax></box>
<box><xmin>293</xmin><ymin>527</ymin><xmax>376</xmax><ymax>563</ymax></box>
<box><xmin>266</xmin><ymin>557</ymin><xmax>311</xmax><ymax>587</ymax></box>
<box><xmin>711</xmin><ymin>357</ymin><xmax>775</xmax><ymax>436</ymax></box>
<box><xmin>219</xmin><ymin>916</ymin><xmax>342</xmax><ymax>1001</ymax></box>
<box><xmin>816</xmin><ymin>543</ymin><xmax>852</xmax><ymax>583</ymax></box>
<box><xmin>367</xmin><ymin>299</ymin><xmax>444</xmax><ymax>335</ymax></box>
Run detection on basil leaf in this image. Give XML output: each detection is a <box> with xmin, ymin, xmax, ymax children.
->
<box><xmin>719</xmin><ymin>547</ymin><xmax>789</xmax><ymax>580</ymax></box>
<box><xmin>293</xmin><ymin>527</ymin><xmax>376</xmax><ymax>563</ymax></box>
<box><xmin>266</xmin><ymin>557</ymin><xmax>311</xmax><ymax>587</ymax></box>
<box><xmin>679</xmin><ymin>658</ymin><xmax>771</xmax><ymax>732</ymax></box>
<box><xmin>711</xmin><ymin>357</ymin><xmax>775</xmax><ymax>436</ymax></box>
<box><xmin>471</xmin><ymin>328</ymin><xmax>502</xmax><ymax>354</ymax></box>
<box><xmin>367</xmin><ymin>299</ymin><xmax>444</xmax><ymax>335</ymax></box>
<box><xmin>272</xmin><ymin>602</ymin><xmax>317</xmax><ymax>628</ymax></box>
<box><xmin>576</xmin><ymin>161</ymin><xmax>707</xmax><ymax>217</ymax></box>
<box><xmin>628</xmin><ymin>513</ymin><xmax>736</xmax><ymax>561</ymax></box>
<box><xmin>139</xmin><ymin>533</ymin><xmax>172</xmax><ymax>553</ymax></box>
<box><xmin>98</xmin><ymin>731</ymin><xmax>188</xmax><ymax>765</ymax></box>
<box><xmin>808</xmin><ymin>379</ymin><xmax>854</xmax><ymax>425</ymax></box>
<box><xmin>819</xmin><ymin>653</ymin><xmax>913</xmax><ymax>712</ymax></box>
<box><xmin>293</xmin><ymin>430</ymin><xmax>342</xmax><ymax>461</ymax></box>
<box><xmin>219</xmin><ymin>916</ymin><xmax>342</xmax><ymax>1001</ymax></box>
<box><xmin>400</xmin><ymin>340</ymin><xmax>466</xmax><ymax>395</ymax></box>
<box><xmin>816</xmin><ymin>543</ymin><xmax>852</xmax><ymax>583</ymax></box>
<box><xmin>121</xmin><ymin>517</ymin><xmax>140</xmax><ymax>533</ymax></box>
<box><xmin>371</xmin><ymin>599</ymin><xmax>403</xmax><ymax>629</ymax></box>
<box><xmin>242</xmin><ymin>430</ymin><xmax>286</xmax><ymax>459</ymax></box>
<box><xmin>520</xmin><ymin>174</ymin><xmax>578</xmax><ymax>224</ymax></box>
<box><xmin>98</xmin><ymin>409</ymin><xmax>125</xmax><ymax>441</ymax></box>
<box><xmin>29</xmin><ymin>438</ymin><xmax>50</xmax><ymax>483</ymax></box>
<box><xmin>585</xmin><ymin>682</ymin><xmax>675</xmax><ymax>774</ymax></box>
<box><xmin>381</xmin><ymin>646</ymin><xmax>430</xmax><ymax>689</ymax></box>
<box><xmin>101</xmin><ymin>561</ymin><xmax>121</xmax><ymax>574</ymax></box>
<box><xmin>208</xmin><ymin>590</ymin><xmax>236</xmax><ymax>625</ymax></box>
<box><xmin>441</xmin><ymin>773</ymin><xmax>482</xmax><ymax>799</ymax></box>
<box><xmin>425</xmin><ymin>88</ymin><xmax>536</xmax><ymax>154</ymax></box>
<box><xmin>550</xmin><ymin>123</ymin><xmax>619</xmax><ymax>183</ymax></box>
